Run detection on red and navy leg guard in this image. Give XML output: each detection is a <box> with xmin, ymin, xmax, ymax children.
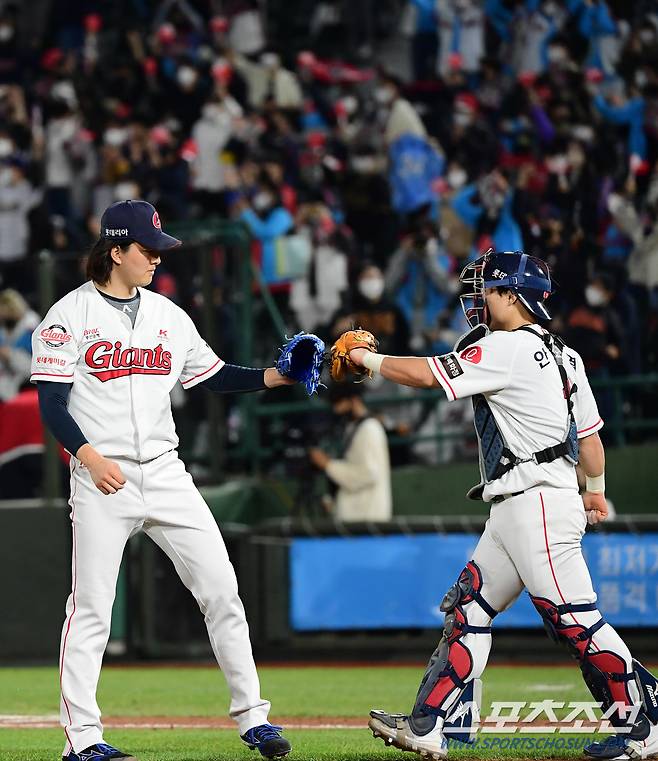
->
<box><xmin>531</xmin><ymin>595</ymin><xmax>635</xmax><ymax>727</ymax></box>
<box><xmin>413</xmin><ymin>561</ymin><xmax>496</xmax><ymax>718</ymax></box>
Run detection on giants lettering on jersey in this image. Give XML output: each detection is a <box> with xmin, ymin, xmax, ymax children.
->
<box><xmin>85</xmin><ymin>340</ymin><xmax>172</xmax><ymax>382</ymax></box>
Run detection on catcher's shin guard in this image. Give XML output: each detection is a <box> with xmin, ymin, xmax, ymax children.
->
<box><xmin>413</xmin><ymin>561</ymin><xmax>496</xmax><ymax>721</ymax></box>
<box><xmin>531</xmin><ymin>595</ymin><xmax>639</xmax><ymax>728</ymax></box>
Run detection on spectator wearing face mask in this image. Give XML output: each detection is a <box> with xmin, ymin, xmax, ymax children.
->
<box><xmin>44</xmin><ymin>98</ymin><xmax>78</xmax><ymax>221</ymax></box>
<box><xmin>352</xmin><ymin>264</ymin><xmax>411</xmax><ymax>356</ymax></box>
<box><xmin>565</xmin><ymin>273</ymin><xmax>627</xmax><ymax>376</ymax></box>
<box><xmin>289</xmin><ymin>200</ymin><xmax>348</xmax><ymax>332</ymax></box>
<box><xmin>234</xmin><ymin>51</ymin><xmax>303</xmax><ymax>111</ymax></box>
<box><xmin>385</xmin><ymin>223</ymin><xmax>457</xmax><ymax>352</ymax></box>
<box><xmin>237</xmin><ymin>175</ymin><xmax>294</xmax><ymax>288</ymax></box>
<box><xmin>0</xmin><ymin>288</ymin><xmax>40</xmax><ymax>402</ymax></box>
<box><xmin>376</xmin><ymin>73</ymin><xmax>427</xmax><ymax>146</ymax></box>
<box><xmin>191</xmin><ymin>93</ymin><xmax>243</xmax><ymax>217</ymax></box>
<box><xmin>607</xmin><ymin>179</ymin><xmax>658</xmax><ymax>330</ymax></box>
<box><xmin>451</xmin><ymin>169</ymin><xmax>524</xmax><ymax>253</ymax></box>
<box><xmin>0</xmin><ymin>158</ymin><xmax>41</xmax><ymax>293</ymax></box>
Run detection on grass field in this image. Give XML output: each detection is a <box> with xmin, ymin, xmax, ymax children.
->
<box><xmin>0</xmin><ymin>664</ymin><xmax>619</xmax><ymax>760</ymax></box>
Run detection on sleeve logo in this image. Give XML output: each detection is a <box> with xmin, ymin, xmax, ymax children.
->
<box><xmin>459</xmin><ymin>346</ymin><xmax>482</xmax><ymax>364</ymax></box>
<box><xmin>439</xmin><ymin>353</ymin><xmax>464</xmax><ymax>379</ymax></box>
<box><xmin>40</xmin><ymin>324</ymin><xmax>71</xmax><ymax>347</ymax></box>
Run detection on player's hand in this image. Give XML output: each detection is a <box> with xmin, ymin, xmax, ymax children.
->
<box><xmin>264</xmin><ymin>367</ymin><xmax>295</xmax><ymax>388</ymax></box>
<box><xmin>348</xmin><ymin>347</ymin><xmax>368</xmax><ymax>366</ymax></box>
<box><xmin>77</xmin><ymin>446</ymin><xmax>126</xmax><ymax>495</ymax></box>
<box><xmin>583</xmin><ymin>492</ymin><xmax>608</xmax><ymax>524</ymax></box>
<box><xmin>89</xmin><ymin>456</ymin><xmax>126</xmax><ymax>495</ymax></box>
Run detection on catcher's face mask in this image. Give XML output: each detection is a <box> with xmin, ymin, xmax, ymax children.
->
<box><xmin>459</xmin><ymin>249</ymin><xmax>493</xmax><ymax>328</ymax></box>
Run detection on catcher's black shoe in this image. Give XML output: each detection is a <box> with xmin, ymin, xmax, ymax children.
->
<box><xmin>62</xmin><ymin>743</ymin><xmax>137</xmax><ymax>760</ymax></box>
<box><xmin>241</xmin><ymin>724</ymin><xmax>292</xmax><ymax>758</ymax></box>
<box><xmin>584</xmin><ymin>721</ymin><xmax>658</xmax><ymax>759</ymax></box>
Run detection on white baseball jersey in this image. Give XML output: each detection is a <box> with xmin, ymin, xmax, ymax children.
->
<box><xmin>30</xmin><ymin>280</ymin><xmax>224</xmax><ymax>461</ymax></box>
<box><xmin>427</xmin><ymin>324</ymin><xmax>603</xmax><ymax>501</ymax></box>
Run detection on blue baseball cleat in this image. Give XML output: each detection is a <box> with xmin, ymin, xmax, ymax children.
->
<box><xmin>62</xmin><ymin>742</ymin><xmax>137</xmax><ymax>760</ymax></box>
<box><xmin>241</xmin><ymin>723</ymin><xmax>292</xmax><ymax>758</ymax></box>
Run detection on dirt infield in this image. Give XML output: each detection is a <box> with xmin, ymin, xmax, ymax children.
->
<box><xmin>0</xmin><ymin>715</ymin><xmax>365</xmax><ymax>730</ymax></box>
<box><xmin>0</xmin><ymin>714</ymin><xmax>605</xmax><ymax>732</ymax></box>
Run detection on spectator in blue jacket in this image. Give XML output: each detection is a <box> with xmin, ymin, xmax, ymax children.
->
<box><xmin>451</xmin><ymin>170</ymin><xmax>524</xmax><ymax>253</ymax></box>
<box><xmin>407</xmin><ymin>0</ymin><xmax>438</xmax><ymax>81</ymax></box>
<box><xmin>594</xmin><ymin>86</ymin><xmax>647</xmax><ymax>168</ymax></box>
<box><xmin>237</xmin><ymin>176</ymin><xmax>294</xmax><ymax>287</ymax></box>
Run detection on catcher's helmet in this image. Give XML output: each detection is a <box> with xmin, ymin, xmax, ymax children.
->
<box><xmin>459</xmin><ymin>249</ymin><xmax>552</xmax><ymax>328</ymax></box>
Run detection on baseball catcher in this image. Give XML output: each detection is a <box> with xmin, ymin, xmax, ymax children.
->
<box><xmin>339</xmin><ymin>249</ymin><xmax>658</xmax><ymax>761</ymax></box>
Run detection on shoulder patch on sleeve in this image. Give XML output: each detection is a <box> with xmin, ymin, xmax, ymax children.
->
<box><xmin>459</xmin><ymin>345</ymin><xmax>482</xmax><ymax>364</ymax></box>
<box><xmin>439</xmin><ymin>353</ymin><xmax>464</xmax><ymax>379</ymax></box>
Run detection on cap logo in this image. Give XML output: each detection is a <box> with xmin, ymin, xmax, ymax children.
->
<box><xmin>152</xmin><ymin>211</ymin><xmax>161</xmax><ymax>229</ymax></box>
<box><xmin>105</xmin><ymin>228</ymin><xmax>129</xmax><ymax>236</ymax></box>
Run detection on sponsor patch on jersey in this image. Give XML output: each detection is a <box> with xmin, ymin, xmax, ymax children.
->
<box><xmin>439</xmin><ymin>353</ymin><xmax>464</xmax><ymax>379</ymax></box>
<box><xmin>83</xmin><ymin>327</ymin><xmax>101</xmax><ymax>341</ymax></box>
<box><xmin>40</xmin><ymin>324</ymin><xmax>71</xmax><ymax>348</ymax></box>
<box><xmin>459</xmin><ymin>346</ymin><xmax>482</xmax><ymax>364</ymax></box>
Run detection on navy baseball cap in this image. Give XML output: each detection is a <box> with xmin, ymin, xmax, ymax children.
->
<box><xmin>100</xmin><ymin>200</ymin><xmax>181</xmax><ymax>250</ymax></box>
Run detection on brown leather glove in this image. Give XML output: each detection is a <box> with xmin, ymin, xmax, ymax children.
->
<box><xmin>330</xmin><ymin>329</ymin><xmax>379</xmax><ymax>382</ymax></box>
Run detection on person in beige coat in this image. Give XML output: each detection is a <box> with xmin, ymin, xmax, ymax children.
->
<box><xmin>309</xmin><ymin>383</ymin><xmax>392</xmax><ymax>522</ymax></box>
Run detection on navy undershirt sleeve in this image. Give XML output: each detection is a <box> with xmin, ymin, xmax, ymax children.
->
<box><xmin>37</xmin><ymin>381</ymin><xmax>88</xmax><ymax>456</ymax></box>
<box><xmin>199</xmin><ymin>364</ymin><xmax>267</xmax><ymax>393</ymax></box>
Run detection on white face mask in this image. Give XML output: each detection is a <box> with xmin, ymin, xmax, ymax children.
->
<box><xmin>104</xmin><ymin>127</ymin><xmax>126</xmax><ymax>147</ymax></box>
<box><xmin>635</xmin><ymin>69</ymin><xmax>649</xmax><ymax>89</ymax></box>
<box><xmin>585</xmin><ymin>285</ymin><xmax>607</xmax><ymax>308</ymax></box>
<box><xmin>114</xmin><ymin>182</ymin><xmax>138</xmax><ymax>200</ymax></box>
<box><xmin>252</xmin><ymin>192</ymin><xmax>273</xmax><ymax>211</ymax></box>
<box><xmin>0</xmin><ymin>25</ymin><xmax>13</xmax><ymax>42</ymax></box>
<box><xmin>375</xmin><ymin>87</ymin><xmax>394</xmax><ymax>105</ymax></box>
<box><xmin>548</xmin><ymin>46</ymin><xmax>567</xmax><ymax>64</ymax></box>
<box><xmin>358</xmin><ymin>277</ymin><xmax>385</xmax><ymax>301</ymax></box>
<box><xmin>454</xmin><ymin>112</ymin><xmax>473</xmax><ymax>128</ymax></box>
<box><xmin>177</xmin><ymin>66</ymin><xmax>197</xmax><ymax>88</ymax></box>
<box><xmin>447</xmin><ymin>167</ymin><xmax>467</xmax><ymax>189</ymax></box>
<box><xmin>0</xmin><ymin>137</ymin><xmax>12</xmax><ymax>157</ymax></box>
<box><xmin>342</xmin><ymin>95</ymin><xmax>358</xmax><ymax>117</ymax></box>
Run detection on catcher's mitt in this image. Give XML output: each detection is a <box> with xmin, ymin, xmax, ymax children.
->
<box><xmin>276</xmin><ymin>332</ymin><xmax>326</xmax><ymax>395</ymax></box>
<box><xmin>330</xmin><ymin>329</ymin><xmax>379</xmax><ymax>382</ymax></box>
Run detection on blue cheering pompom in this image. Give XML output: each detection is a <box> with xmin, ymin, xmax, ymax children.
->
<box><xmin>276</xmin><ymin>332</ymin><xmax>326</xmax><ymax>396</ymax></box>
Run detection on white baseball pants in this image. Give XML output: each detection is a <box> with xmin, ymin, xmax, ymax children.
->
<box><xmin>59</xmin><ymin>451</ymin><xmax>270</xmax><ymax>755</ymax></box>
<box><xmin>441</xmin><ymin>486</ymin><xmax>636</xmax><ymax>715</ymax></box>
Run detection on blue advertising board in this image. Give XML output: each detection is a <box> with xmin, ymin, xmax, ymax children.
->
<box><xmin>289</xmin><ymin>533</ymin><xmax>658</xmax><ymax>631</ymax></box>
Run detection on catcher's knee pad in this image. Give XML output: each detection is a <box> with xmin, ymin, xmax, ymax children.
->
<box><xmin>413</xmin><ymin>562</ymin><xmax>497</xmax><ymax>718</ymax></box>
<box><xmin>633</xmin><ymin>659</ymin><xmax>658</xmax><ymax>725</ymax></box>
<box><xmin>531</xmin><ymin>595</ymin><xmax>637</xmax><ymax>726</ymax></box>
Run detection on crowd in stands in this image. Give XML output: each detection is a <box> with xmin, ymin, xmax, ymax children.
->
<box><xmin>2</xmin><ymin>0</ymin><xmax>658</xmax><ymax>476</ymax></box>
